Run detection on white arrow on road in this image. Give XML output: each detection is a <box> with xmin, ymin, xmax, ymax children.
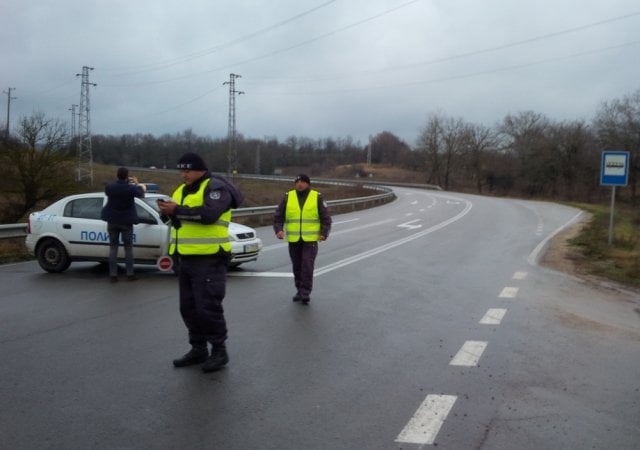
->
<box><xmin>398</xmin><ymin>219</ymin><xmax>422</xmax><ymax>230</ymax></box>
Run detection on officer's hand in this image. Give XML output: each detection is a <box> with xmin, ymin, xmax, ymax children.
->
<box><xmin>319</xmin><ymin>235</ymin><xmax>326</xmax><ymax>241</ymax></box>
<box><xmin>157</xmin><ymin>199</ymin><xmax>177</xmax><ymax>215</ymax></box>
<box><xmin>276</xmin><ymin>231</ymin><xmax>284</xmax><ymax>239</ymax></box>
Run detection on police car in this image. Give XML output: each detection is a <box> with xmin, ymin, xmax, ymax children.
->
<box><xmin>25</xmin><ymin>192</ymin><xmax>263</xmax><ymax>273</ymax></box>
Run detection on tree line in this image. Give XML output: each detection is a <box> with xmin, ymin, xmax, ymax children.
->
<box><xmin>1</xmin><ymin>89</ymin><xmax>639</xmax><ymax>223</ymax></box>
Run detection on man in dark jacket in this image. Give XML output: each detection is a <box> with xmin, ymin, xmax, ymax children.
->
<box><xmin>158</xmin><ymin>152</ymin><xmax>244</xmax><ymax>373</ymax></box>
<box><xmin>101</xmin><ymin>167</ymin><xmax>146</xmax><ymax>282</ymax></box>
<box><xmin>273</xmin><ymin>174</ymin><xmax>332</xmax><ymax>304</ymax></box>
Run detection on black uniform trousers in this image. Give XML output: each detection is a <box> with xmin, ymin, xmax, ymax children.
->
<box><xmin>177</xmin><ymin>253</ymin><xmax>229</xmax><ymax>350</ymax></box>
<box><xmin>288</xmin><ymin>240</ymin><xmax>318</xmax><ymax>297</ymax></box>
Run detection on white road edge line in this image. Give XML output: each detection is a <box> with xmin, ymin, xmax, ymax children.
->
<box><xmin>315</xmin><ymin>197</ymin><xmax>472</xmax><ymax>276</ymax></box>
<box><xmin>528</xmin><ymin>210</ymin><xmax>584</xmax><ymax>266</ymax></box>
<box><xmin>450</xmin><ymin>340</ymin><xmax>488</xmax><ymax>366</ymax></box>
<box><xmin>232</xmin><ymin>195</ymin><xmax>473</xmax><ymax>278</ymax></box>
<box><xmin>395</xmin><ymin>394</ymin><xmax>457</xmax><ymax>445</ymax></box>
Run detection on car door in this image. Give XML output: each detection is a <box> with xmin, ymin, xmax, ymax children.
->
<box><xmin>130</xmin><ymin>200</ymin><xmax>169</xmax><ymax>261</ymax></box>
<box><xmin>61</xmin><ymin>196</ymin><xmax>110</xmax><ymax>258</ymax></box>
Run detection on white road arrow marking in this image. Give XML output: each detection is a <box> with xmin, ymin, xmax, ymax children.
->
<box><xmin>397</xmin><ymin>219</ymin><xmax>422</xmax><ymax>230</ymax></box>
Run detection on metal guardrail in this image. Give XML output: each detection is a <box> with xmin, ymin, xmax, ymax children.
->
<box><xmin>0</xmin><ymin>183</ymin><xmax>400</xmax><ymax>239</ymax></box>
<box><xmin>0</xmin><ymin>223</ymin><xmax>28</xmax><ymax>239</ymax></box>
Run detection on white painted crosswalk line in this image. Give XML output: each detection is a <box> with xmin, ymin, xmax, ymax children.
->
<box><xmin>450</xmin><ymin>341</ymin><xmax>488</xmax><ymax>366</ymax></box>
<box><xmin>479</xmin><ymin>308</ymin><xmax>507</xmax><ymax>325</ymax></box>
<box><xmin>499</xmin><ymin>286</ymin><xmax>519</xmax><ymax>298</ymax></box>
<box><xmin>512</xmin><ymin>271</ymin><xmax>528</xmax><ymax>280</ymax></box>
<box><xmin>395</xmin><ymin>395</ymin><xmax>457</xmax><ymax>445</ymax></box>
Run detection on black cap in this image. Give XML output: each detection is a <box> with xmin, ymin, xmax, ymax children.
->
<box><xmin>294</xmin><ymin>174</ymin><xmax>311</xmax><ymax>184</ymax></box>
<box><xmin>177</xmin><ymin>153</ymin><xmax>207</xmax><ymax>171</ymax></box>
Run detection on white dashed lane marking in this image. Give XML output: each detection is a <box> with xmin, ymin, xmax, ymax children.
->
<box><xmin>450</xmin><ymin>341</ymin><xmax>488</xmax><ymax>366</ymax></box>
<box><xmin>479</xmin><ymin>308</ymin><xmax>507</xmax><ymax>325</ymax></box>
<box><xmin>498</xmin><ymin>286</ymin><xmax>519</xmax><ymax>298</ymax></box>
<box><xmin>397</xmin><ymin>270</ymin><xmax>523</xmax><ymax>445</ymax></box>
<box><xmin>395</xmin><ymin>395</ymin><xmax>457</xmax><ymax>445</ymax></box>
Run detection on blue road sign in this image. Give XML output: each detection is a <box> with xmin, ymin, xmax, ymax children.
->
<box><xmin>600</xmin><ymin>151</ymin><xmax>630</xmax><ymax>186</ymax></box>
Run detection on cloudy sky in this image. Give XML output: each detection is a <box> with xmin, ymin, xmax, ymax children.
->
<box><xmin>2</xmin><ymin>0</ymin><xmax>639</xmax><ymax>147</ymax></box>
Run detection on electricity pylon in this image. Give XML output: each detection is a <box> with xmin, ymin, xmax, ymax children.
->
<box><xmin>223</xmin><ymin>73</ymin><xmax>244</xmax><ymax>177</ymax></box>
<box><xmin>76</xmin><ymin>66</ymin><xmax>96</xmax><ymax>185</ymax></box>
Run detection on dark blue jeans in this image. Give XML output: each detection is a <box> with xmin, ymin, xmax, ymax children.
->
<box><xmin>107</xmin><ymin>223</ymin><xmax>134</xmax><ymax>277</ymax></box>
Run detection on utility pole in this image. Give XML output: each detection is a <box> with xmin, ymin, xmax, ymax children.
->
<box><xmin>255</xmin><ymin>142</ymin><xmax>261</xmax><ymax>174</ymax></box>
<box><xmin>223</xmin><ymin>73</ymin><xmax>244</xmax><ymax>177</ymax></box>
<box><xmin>69</xmin><ymin>104</ymin><xmax>78</xmax><ymax>140</ymax></box>
<box><xmin>3</xmin><ymin>87</ymin><xmax>16</xmax><ymax>138</ymax></box>
<box><xmin>76</xmin><ymin>67</ymin><xmax>96</xmax><ymax>185</ymax></box>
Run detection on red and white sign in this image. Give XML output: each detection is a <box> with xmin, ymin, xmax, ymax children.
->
<box><xmin>157</xmin><ymin>255</ymin><xmax>173</xmax><ymax>272</ymax></box>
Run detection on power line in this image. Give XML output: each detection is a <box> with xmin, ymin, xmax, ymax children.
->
<box><xmin>265</xmin><ymin>39</ymin><xmax>640</xmax><ymax>96</ymax></box>
<box><xmin>247</xmin><ymin>10</ymin><xmax>640</xmax><ymax>83</ymax></box>
<box><xmin>99</xmin><ymin>0</ymin><xmax>424</xmax><ymax>88</ymax></box>
<box><xmin>106</xmin><ymin>0</ymin><xmax>337</xmax><ymax>76</ymax></box>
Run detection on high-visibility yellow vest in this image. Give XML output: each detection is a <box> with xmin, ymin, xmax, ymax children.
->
<box><xmin>169</xmin><ymin>178</ymin><xmax>231</xmax><ymax>255</ymax></box>
<box><xmin>285</xmin><ymin>189</ymin><xmax>320</xmax><ymax>242</ymax></box>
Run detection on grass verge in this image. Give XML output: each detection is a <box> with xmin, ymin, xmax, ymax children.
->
<box><xmin>566</xmin><ymin>201</ymin><xmax>640</xmax><ymax>288</ymax></box>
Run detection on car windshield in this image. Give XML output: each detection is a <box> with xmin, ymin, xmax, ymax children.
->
<box><xmin>141</xmin><ymin>195</ymin><xmax>171</xmax><ymax>213</ymax></box>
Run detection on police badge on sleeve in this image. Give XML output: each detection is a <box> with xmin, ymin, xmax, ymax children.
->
<box><xmin>210</xmin><ymin>191</ymin><xmax>221</xmax><ymax>200</ymax></box>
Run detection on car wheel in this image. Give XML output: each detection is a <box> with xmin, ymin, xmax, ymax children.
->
<box><xmin>37</xmin><ymin>238</ymin><xmax>71</xmax><ymax>273</ymax></box>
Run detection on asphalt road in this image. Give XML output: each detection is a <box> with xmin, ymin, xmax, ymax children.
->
<box><xmin>1</xmin><ymin>187</ymin><xmax>639</xmax><ymax>449</ymax></box>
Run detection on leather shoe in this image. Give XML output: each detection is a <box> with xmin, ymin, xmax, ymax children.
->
<box><xmin>292</xmin><ymin>293</ymin><xmax>302</xmax><ymax>302</ymax></box>
<box><xmin>202</xmin><ymin>348</ymin><xmax>229</xmax><ymax>373</ymax></box>
<box><xmin>300</xmin><ymin>295</ymin><xmax>310</xmax><ymax>304</ymax></box>
<box><xmin>173</xmin><ymin>348</ymin><xmax>208</xmax><ymax>367</ymax></box>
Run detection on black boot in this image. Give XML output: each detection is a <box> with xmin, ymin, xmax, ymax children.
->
<box><xmin>202</xmin><ymin>347</ymin><xmax>229</xmax><ymax>373</ymax></box>
<box><xmin>173</xmin><ymin>347</ymin><xmax>208</xmax><ymax>367</ymax></box>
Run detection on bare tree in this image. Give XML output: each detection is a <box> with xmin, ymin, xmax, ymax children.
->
<box><xmin>500</xmin><ymin>111</ymin><xmax>555</xmax><ymax>196</ymax></box>
<box><xmin>549</xmin><ymin>121</ymin><xmax>598</xmax><ymax>201</ymax></box>
<box><xmin>593</xmin><ymin>90</ymin><xmax>640</xmax><ymax>203</ymax></box>
<box><xmin>417</xmin><ymin>113</ymin><xmax>468</xmax><ymax>190</ymax></box>
<box><xmin>369</xmin><ymin>131</ymin><xmax>410</xmax><ymax>165</ymax></box>
<box><xmin>439</xmin><ymin>116</ymin><xmax>468</xmax><ymax>191</ymax></box>
<box><xmin>0</xmin><ymin>112</ymin><xmax>78</xmax><ymax>222</ymax></box>
<box><xmin>417</xmin><ymin>113</ymin><xmax>444</xmax><ymax>187</ymax></box>
<box><xmin>464</xmin><ymin>123</ymin><xmax>498</xmax><ymax>193</ymax></box>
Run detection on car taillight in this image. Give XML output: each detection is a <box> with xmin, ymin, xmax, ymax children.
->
<box><xmin>27</xmin><ymin>218</ymin><xmax>31</xmax><ymax>234</ymax></box>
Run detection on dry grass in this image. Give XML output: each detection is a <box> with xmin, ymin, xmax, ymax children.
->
<box><xmin>566</xmin><ymin>202</ymin><xmax>640</xmax><ymax>289</ymax></box>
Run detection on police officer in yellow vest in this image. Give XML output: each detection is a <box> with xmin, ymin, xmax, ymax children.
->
<box><xmin>157</xmin><ymin>153</ymin><xmax>243</xmax><ymax>373</ymax></box>
<box><xmin>273</xmin><ymin>174</ymin><xmax>332</xmax><ymax>304</ymax></box>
